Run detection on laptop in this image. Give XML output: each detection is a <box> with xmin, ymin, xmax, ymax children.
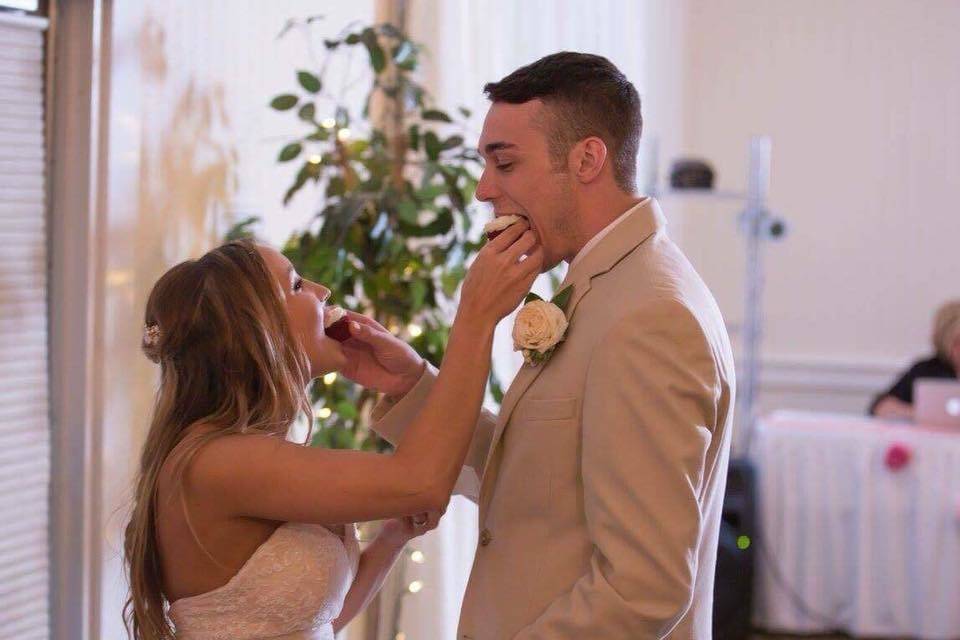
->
<box><xmin>914</xmin><ymin>379</ymin><xmax>960</xmax><ymax>428</ymax></box>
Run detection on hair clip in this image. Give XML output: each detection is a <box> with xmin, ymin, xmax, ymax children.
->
<box><xmin>143</xmin><ymin>324</ymin><xmax>161</xmax><ymax>347</ymax></box>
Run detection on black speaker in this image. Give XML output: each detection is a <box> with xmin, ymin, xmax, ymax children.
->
<box><xmin>713</xmin><ymin>458</ymin><xmax>757</xmax><ymax>640</ymax></box>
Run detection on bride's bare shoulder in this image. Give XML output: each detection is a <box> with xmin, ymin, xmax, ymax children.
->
<box><xmin>159</xmin><ymin>429</ymin><xmax>286</xmax><ymax>496</ymax></box>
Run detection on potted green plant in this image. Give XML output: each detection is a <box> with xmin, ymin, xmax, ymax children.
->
<box><xmin>230</xmin><ymin>17</ymin><xmax>505</xmax><ymax>452</ymax></box>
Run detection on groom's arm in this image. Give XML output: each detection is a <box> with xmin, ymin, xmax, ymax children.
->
<box><xmin>514</xmin><ymin>300</ymin><xmax>720</xmax><ymax>639</ymax></box>
<box><xmin>371</xmin><ymin>363</ymin><xmax>498</xmax><ymax>503</ymax></box>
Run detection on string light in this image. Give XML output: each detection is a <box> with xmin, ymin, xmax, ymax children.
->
<box><xmin>407</xmin><ymin>324</ymin><xmax>423</xmax><ymax>338</ymax></box>
<box><xmin>323</xmin><ymin>372</ymin><xmax>338</xmax><ymax>385</ymax></box>
<box><xmin>393</xmin><ymin>548</ymin><xmax>426</xmax><ymax>639</ymax></box>
<box><xmin>315</xmin><ymin>407</ymin><xmax>332</xmax><ymax>419</ymax></box>
<box><xmin>308</xmin><ymin>154</ymin><xmax>322</xmax><ymax>164</ymax></box>
<box><xmin>337</xmin><ymin>128</ymin><xmax>351</xmax><ymax>141</ymax></box>
<box><xmin>321</xmin><ymin>117</ymin><xmax>336</xmax><ymax>129</ymax></box>
<box><xmin>737</xmin><ymin>535</ymin><xmax>751</xmax><ymax>550</ymax></box>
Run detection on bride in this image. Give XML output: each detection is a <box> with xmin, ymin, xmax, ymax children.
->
<box><xmin>122</xmin><ymin>222</ymin><xmax>540</xmax><ymax>639</ymax></box>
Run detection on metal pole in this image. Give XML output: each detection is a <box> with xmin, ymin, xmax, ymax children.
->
<box><xmin>736</xmin><ymin>136</ymin><xmax>771</xmax><ymax>455</ymax></box>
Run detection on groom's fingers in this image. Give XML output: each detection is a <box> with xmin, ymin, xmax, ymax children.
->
<box><xmin>519</xmin><ymin>245</ymin><xmax>545</xmax><ymax>277</ymax></box>
<box><xmin>344</xmin><ymin>309</ymin><xmax>390</xmax><ymax>335</ymax></box>
<box><xmin>485</xmin><ymin>218</ymin><xmax>529</xmax><ymax>253</ymax></box>
<box><xmin>346</xmin><ymin>320</ymin><xmax>395</xmax><ymax>349</ymax></box>
<box><xmin>504</xmin><ymin>230</ymin><xmax>538</xmax><ymax>262</ymax></box>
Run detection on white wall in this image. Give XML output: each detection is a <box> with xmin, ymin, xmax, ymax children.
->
<box><xmin>652</xmin><ymin>0</ymin><xmax>960</xmax><ymax>415</ymax></box>
<box><xmin>96</xmin><ymin>2</ymin><xmax>374</xmax><ymax>637</ymax></box>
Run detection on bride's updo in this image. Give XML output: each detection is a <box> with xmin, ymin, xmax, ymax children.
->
<box><xmin>123</xmin><ymin>239</ymin><xmax>314</xmax><ymax>640</ymax></box>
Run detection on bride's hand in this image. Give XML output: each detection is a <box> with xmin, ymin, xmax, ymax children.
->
<box><xmin>337</xmin><ymin>311</ymin><xmax>426</xmax><ymax>397</ymax></box>
<box><xmin>379</xmin><ymin>511</ymin><xmax>442</xmax><ymax>548</ymax></box>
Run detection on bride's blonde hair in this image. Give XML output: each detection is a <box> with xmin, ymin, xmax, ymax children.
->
<box><xmin>122</xmin><ymin>239</ymin><xmax>314</xmax><ymax>639</ymax></box>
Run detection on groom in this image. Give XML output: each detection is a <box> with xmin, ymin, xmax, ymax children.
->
<box><xmin>349</xmin><ymin>52</ymin><xmax>735</xmax><ymax>639</ymax></box>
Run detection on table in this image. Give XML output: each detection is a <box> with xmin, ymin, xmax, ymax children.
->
<box><xmin>749</xmin><ymin>411</ymin><xmax>960</xmax><ymax>639</ymax></box>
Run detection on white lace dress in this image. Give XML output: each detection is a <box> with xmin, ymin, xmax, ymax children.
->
<box><xmin>167</xmin><ymin>522</ymin><xmax>360</xmax><ymax>640</ymax></box>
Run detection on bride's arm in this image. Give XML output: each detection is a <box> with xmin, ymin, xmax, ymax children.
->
<box><xmin>331</xmin><ymin>514</ymin><xmax>439</xmax><ymax>634</ymax></box>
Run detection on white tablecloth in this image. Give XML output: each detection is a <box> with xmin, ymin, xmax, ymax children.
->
<box><xmin>750</xmin><ymin>411</ymin><xmax>960</xmax><ymax>639</ymax></box>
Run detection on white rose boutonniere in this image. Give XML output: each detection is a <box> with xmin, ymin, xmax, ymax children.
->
<box><xmin>512</xmin><ymin>285</ymin><xmax>574</xmax><ymax>366</ymax></box>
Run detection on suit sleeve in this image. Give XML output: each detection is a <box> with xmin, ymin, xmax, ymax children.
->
<box><xmin>514</xmin><ymin>300</ymin><xmax>721</xmax><ymax>639</ymax></box>
<box><xmin>370</xmin><ymin>363</ymin><xmax>499</xmax><ymax>504</ymax></box>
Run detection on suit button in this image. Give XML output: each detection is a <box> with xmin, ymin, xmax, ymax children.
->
<box><xmin>479</xmin><ymin>528</ymin><xmax>493</xmax><ymax>546</ymax></box>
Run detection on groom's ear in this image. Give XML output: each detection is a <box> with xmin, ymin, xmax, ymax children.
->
<box><xmin>572</xmin><ymin>136</ymin><xmax>608</xmax><ymax>184</ymax></box>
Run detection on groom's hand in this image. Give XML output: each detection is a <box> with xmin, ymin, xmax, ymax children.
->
<box><xmin>337</xmin><ymin>311</ymin><xmax>426</xmax><ymax>397</ymax></box>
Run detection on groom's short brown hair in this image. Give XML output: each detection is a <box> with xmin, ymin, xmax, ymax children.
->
<box><xmin>483</xmin><ymin>51</ymin><xmax>642</xmax><ymax>193</ymax></box>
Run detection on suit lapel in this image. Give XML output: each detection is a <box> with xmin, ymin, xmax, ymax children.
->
<box><xmin>478</xmin><ymin>198</ymin><xmax>667</xmax><ymax>513</ymax></box>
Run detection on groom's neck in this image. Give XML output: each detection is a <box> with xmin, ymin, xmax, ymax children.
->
<box><xmin>566</xmin><ymin>189</ymin><xmax>644</xmax><ymax>262</ymax></box>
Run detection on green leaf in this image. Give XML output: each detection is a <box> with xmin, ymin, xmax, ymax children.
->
<box><xmin>361</xmin><ymin>28</ymin><xmax>386</xmax><ymax>73</ymax></box>
<box><xmin>284</xmin><ymin>161</ymin><xmax>321</xmax><ymax>205</ymax></box>
<box><xmin>423</xmin><ymin>131</ymin><xmax>441</xmax><ymax>161</ymax></box>
<box><xmin>225</xmin><ymin>216</ymin><xmax>260</xmax><ymax>241</ymax></box>
<box><xmin>410</xmin><ymin>280</ymin><xmax>427</xmax><ymax>309</ymax></box>
<box><xmin>278</xmin><ymin>142</ymin><xmax>302</xmax><ymax>162</ymax></box>
<box><xmin>458</xmin><ymin>106</ymin><xmax>472</xmax><ymax>118</ymax></box>
<box><xmin>488</xmin><ymin>369</ymin><xmax>504</xmax><ymax>405</ymax></box>
<box><xmin>551</xmin><ymin>285</ymin><xmax>574</xmax><ymax>311</ymax></box>
<box><xmin>441</xmin><ymin>134</ymin><xmax>464</xmax><ymax>151</ymax></box>
<box><xmin>344</xmin><ymin>32</ymin><xmax>361</xmax><ymax>45</ymax></box>
<box><xmin>422</xmin><ymin>109</ymin><xmax>452</xmax><ymax>123</ymax></box>
<box><xmin>399</xmin><ymin>208</ymin><xmax>453</xmax><ymax>237</ymax></box>
<box><xmin>297</xmin><ymin>70</ymin><xmax>322</xmax><ymax>93</ymax></box>
<box><xmin>270</xmin><ymin>94</ymin><xmax>298</xmax><ymax>110</ymax></box>
<box><xmin>524</xmin><ymin>292</ymin><xmax>544</xmax><ymax>305</ymax></box>
<box><xmin>407</xmin><ymin>125</ymin><xmax>420</xmax><ymax>151</ymax></box>
<box><xmin>441</xmin><ymin>265</ymin><xmax>466</xmax><ymax>296</ymax></box>
<box><xmin>335</xmin><ymin>400</ymin><xmax>358</xmax><ymax>420</ymax></box>
<box><xmin>298</xmin><ymin>103</ymin><xmax>316</xmax><ymax>121</ymax></box>
<box><xmin>326</xmin><ymin>176</ymin><xmax>345</xmax><ymax>197</ymax></box>
<box><xmin>323</xmin><ymin>39</ymin><xmax>341</xmax><ymax>50</ymax></box>
<box><xmin>415</xmin><ymin>183</ymin><xmax>446</xmax><ymax>202</ymax></box>
<box><xmin>397</xmin><ymin>200</ymin><xmax>419</xmax><ymax>224</ymax></box>
<box><xmin>306</xmin><ymin>128</ymin><xmax>329</xmax><ymax>141</ymax></box>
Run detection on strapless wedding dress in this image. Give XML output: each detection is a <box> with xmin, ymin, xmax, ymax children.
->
<box><xmin>167</xmin><ymin>522</ymin><xmax>360</xmax><ymax>639</ymax></box>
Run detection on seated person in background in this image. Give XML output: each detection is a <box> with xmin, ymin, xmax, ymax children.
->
<box><xmin>870</xmin><ymin>299</ymin><xmax>960</xmax><ymax>419</ymax></box>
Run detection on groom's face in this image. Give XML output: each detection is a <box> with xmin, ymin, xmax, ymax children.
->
<box><xmin>476</xmin><ymin>100</ymin><xmax>577</xmax><ymax>270</ymax></box>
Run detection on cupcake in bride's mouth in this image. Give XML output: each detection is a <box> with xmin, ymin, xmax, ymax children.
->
<box><xmin>323</xmin><ymin>305</ymin><xmax>351</xmax><ymax>342</ymax></box>
<box><xmin>483</xmin><ymin>214</ymin><xmax>525</xmax><ymax>241</ymax></box>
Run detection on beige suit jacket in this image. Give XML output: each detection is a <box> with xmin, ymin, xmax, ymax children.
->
<box><xmin>372</xmin><ymin>198</ymin><xmax>736</xmax><ymax>639</ymax></box>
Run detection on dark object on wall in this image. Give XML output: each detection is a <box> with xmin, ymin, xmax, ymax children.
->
<box><xmin>713</xmin><ymin>458</ymin><xmax>757</xmax><ymax>640</ymax></box>
<box><xmin>670</xmin><ymin>159</ymin><xmax>715</xmax><ymax>189</ymax></box>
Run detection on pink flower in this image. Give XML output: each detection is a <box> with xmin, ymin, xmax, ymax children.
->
<box><xmin>884</xmin><ymin>442</ymin><xmax>912</xmax><ymax>471</ymax></box>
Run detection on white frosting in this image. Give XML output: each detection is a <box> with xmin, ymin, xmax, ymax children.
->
<box><xmin>483</xmin><ymin>214</ymin><xmax>523</xmax><ymax>234</ymax></box>
<box><xmin>324</xmin><ymin>305</ymin><xmax>346</xmax><ymax>328</ymax></box>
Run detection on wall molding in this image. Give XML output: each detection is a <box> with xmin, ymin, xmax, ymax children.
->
<box><xmin>756</xmin><ymin>355</ymin><xmax>900</xmax><ymax>395</ymax></box>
